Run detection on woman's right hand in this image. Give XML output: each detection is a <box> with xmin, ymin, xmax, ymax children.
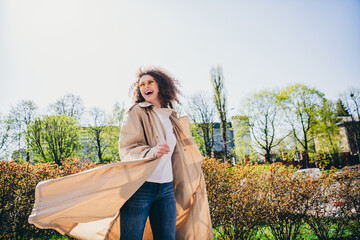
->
<box><xmin>154</xmin><ymin>143</ymin><xmax>170</xmax><ymax>157</ymax></box>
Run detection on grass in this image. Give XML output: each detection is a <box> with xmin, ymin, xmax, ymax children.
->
<box><xmin>35</xmin><ymin>221</ymin><xmax>359</xmax><ymax>240</ymax></box>
<box><xmin>212</xmin><ymin>222</ymin><xmax>355</xmax><ymax>240</ymax></box>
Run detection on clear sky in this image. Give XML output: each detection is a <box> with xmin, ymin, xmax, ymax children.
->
<box><xmin>1</xmin><ymin>0</ymin><xmax>359</xmax><ymax>116</ymax></box>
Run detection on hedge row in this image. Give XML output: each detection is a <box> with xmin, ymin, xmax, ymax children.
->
<box><xmin>0</xmin><ymin>158</ymin><xmax>359</xmax><ymax>239</ymax></box>
<box><xmin>203</xmin><ymin>158</ymin><xmax>360</xmax><ymax>239</ymax></box>
<box><xmin>0</xmin><ymin>158</ymin><xmax>97</xmax><ymax>239</ymax></box>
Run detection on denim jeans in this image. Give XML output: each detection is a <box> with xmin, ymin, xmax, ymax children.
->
<box><xmin>120</xmin><ymin>181</ymin><xmax>176</xmax><ymax>240</ymax></box>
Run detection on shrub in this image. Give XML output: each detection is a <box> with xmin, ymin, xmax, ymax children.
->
<box><xmin>262</xmin><ymin>163</ymin><xmax>312</xmax><ymax>240</ymax></box>
<box><xmin>0</xmin><ymin>158</ymin><xmax>97</xmax><ymax>239</ymax></box>
<box><xmin>203</xmin><ymin>158</ymin><xmax>360</xmax><ymax>240</ymax></box>
<box><xmin>1</xmin><ymin>158</ymin><xmax>359</xmax><ymax>239</ymax></box>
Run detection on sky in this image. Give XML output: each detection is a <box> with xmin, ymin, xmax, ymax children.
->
<box><xmin>1</xmin><ymin>0</ymin><xmax>359</xmax><ymax>117</ymax></box>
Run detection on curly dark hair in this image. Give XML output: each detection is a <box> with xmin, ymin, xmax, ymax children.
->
<box><xmin>129</xmin><ymin>66</ymin><xmax>181</xmax><ymax>108</ymax></box>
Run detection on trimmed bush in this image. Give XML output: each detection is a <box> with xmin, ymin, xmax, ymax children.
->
<box><xmin>203</xmin><ymin>158</ymin><xmax>360</xmax><ymax>240</ymax></box>
<box><xmin>0</xmin><ymin>158</ymin><xmax>359</xmax><ymax>239</ymax></box>
<box><xmin>0</xmin><ymin>158</ymin><xmax>97</xmax><ymax>239</ymax></box>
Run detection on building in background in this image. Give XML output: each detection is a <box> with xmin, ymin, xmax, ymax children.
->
<box><xmin>337</xmin><ymin>116</ymin><xmax>360</xmax><ymax>165</ymax></box>
<box><xmin>211</xmin><ymin>116</ymin><xmax>252</xmax><ymax>164</ymax></box>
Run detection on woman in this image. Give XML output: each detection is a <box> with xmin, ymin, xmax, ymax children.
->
<box><xmin>28</xmin><ymin>67</ymin><xmax>213</xmax><ymax>240</ymax></box>
<box><xmin>119</xmin><ymin>67</ymin><xmax>180</xmax><ymax>239</ymax></box>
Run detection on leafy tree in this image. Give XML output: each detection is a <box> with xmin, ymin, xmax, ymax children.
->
<box><xmin>102</xmin><ymin>125</ymin><xmax>121</xmax><ymax>162</ymax></box>
<box><xmin>9</xmin><ymin>100</ymin><xmax>38</xmax><ymax>161</ymax></box>
<box><xmin>242</xmin><ymin>89</ymin><xmax>289</xmax><ymax>162</ymax></box>
<box><xmin>0</xmin><ymin>114</ymin><xmax>12</xmax><ymax>158</ymax></box>
<box><xmin>27</xmin><ymin>115</ymin><xmax>81</xmax><ymax>165</ymax></box>
<box><xmin>230</xmin><ymin>115</ymin><xmax>253</xmax><ymax>163</ymax></box>
<box><xmin>211</xmin><ymin>66</ymin><xmax>228</xmax><ymax>163</ymax></box>
<box><xmin>85</xmin><ymin>108</ymin><xmax>110</xmax><ymax>163</ymax></box>
<box><xmin>336</xmin><ymin>99</ymin><xmax>351</xmax><ymax>117</ymax></box>
<box><xmin>81</xmin><ymin>107</ymin><xmax>120</xmax><ymax>163</ymax></box>
<box><xmin>312</xmin><ymin>100</ymin><xmax>340</xmax><ymax>168</ymax></box>
<box><xmin>190</xmin><ymin>123</ymin><xmax>205</xmax><ymax>155</ymax></box>
<box><xmin>278</xmin><ymin>84</ymin><xmax>326</xmax><ymax>168</ymax></box>
<box><xmin>186</xmin><ymin>91</ymin><xmax>215</xmax><ymax>156</ymax></box>
<box><xmin>48</xmin><ymin>93</ymin><xmax>85</xmax><ymax>121</ymax></box>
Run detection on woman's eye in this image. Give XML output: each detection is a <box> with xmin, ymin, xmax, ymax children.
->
<box><xmin>139</xmin><ymin>83</ymin><xmax>145</xmax><ymax>88</ymax></box>
<box><xmin>148</xmin><ymin>80</ymin><xmax>155</xmax><ymax>85</ymax></box>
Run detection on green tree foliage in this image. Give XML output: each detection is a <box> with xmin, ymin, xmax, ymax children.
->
<box><xmin>0</xmin><ymin>114</ymin><xmax>11</xmax><ymax>158</ymax></box>
<box><xmin>211</xmin><ymin>66</ymin><xmax>228</xmax><ymax>162</ymax></box>
<box><xmin>83</xmin><ymin>107</ymin><xmax>120</xmax><ymax>163</ymax></box>
<box><xmin>231</xmin><ymin>116</ymin><xmax>253</xmax><ymax>164</ymax></box>
<box><xmin>336</xmin><ymin>99</ymin><xmax>351</xmax><ymax>117</ymax></box>
<box><xmin>190</xmin><ymin>123</ymin><xmax>205</xmax><ymax>155</ymax></box>
<box><xmin>312</xmin><ymin>100</ymin><xmax>340</xmax><ymax>168</ymax></box>
<box><xmin>27</xmin><ymin>115</ymin><xmax>81</xmax><ymax>165</ymax></box>
<box><xmin>278</xmin><ymin>84</ymin><xmax>326</xmax><ymax>167</ymax></box>
<box><xmin>9</xmin><ymin>100</ymin><xmax>38</xmax><ymax>161</ymax></box>
<box><xmin>186</xmin><ymin>91</ymin><xmax>215</xmax><ymax>156</ymax></box>
<box><xmin>242</xmin><ymin>89</ymin><xmax>290</xmax><ymax>162</ymax></box>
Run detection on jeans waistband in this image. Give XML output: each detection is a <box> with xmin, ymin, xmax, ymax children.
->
<box><xmin>143</xmin><ymin>181</ymin><xmax>173</xmax><ymax>192</ymax></box>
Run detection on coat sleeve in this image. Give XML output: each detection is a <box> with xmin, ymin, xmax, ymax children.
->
<box><xmin>119</xmin><ymin>106</ymin><xmax>157</xmax><ymax>162</ymax></box>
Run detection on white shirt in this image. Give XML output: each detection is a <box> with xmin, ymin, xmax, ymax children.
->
<box><xmin>146</xmin><ymin>107</ymin><xmax>176</xmax><ymax>183</ymax></box>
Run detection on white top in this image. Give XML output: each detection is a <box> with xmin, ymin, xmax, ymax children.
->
<box><xmin>146</xmin><ymin>107</ymin><xmax>176</xmax><ymax>183</ymax></box>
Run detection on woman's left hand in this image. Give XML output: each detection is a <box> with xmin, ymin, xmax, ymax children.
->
<box><xmin>154</xmin><ymin>143</ymin><xmax>170</xmax><ymax>157</ymax></box>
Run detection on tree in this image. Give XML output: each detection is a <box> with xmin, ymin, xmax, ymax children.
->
<box><xmin>312</xmin><ymin>100</ymin><xmax>340</xmax><ymax>168</ymax></box>
<box><xmin>9</xmin><ymin>100</ymin><xmax>38</xmax><ymax>161</ymax></box>
<box><xmin>186</xmin><ymin>91</ymin><xmax>215</xmax><ymax>156</ymax></box>
<box><xmin>340</xmin><ymin>87</ymin><xmax>360</xmax><ymax>155</ymax></box>
<box><xmin>336</xmin><ymin>99</ymin><xmax>351</xmax><ymax>117</ymax></box>
<box><xmin>109</xmin><ymin>101</ymin><xmax>126</xmax><ymax>126</ymax></box>
<box><xmin>211</xmin><ymin>66</ymin><xmax>228</xmax><ymax>163</ymax></box>
<box><xmin>340</xmin><ymin>88</ymin><xmax>360</xmax><ymax>120</ymax></box>
<box><xmin>190</xmin><ymin>123</ymin><xmax>205</xmax><ymax>155</ymax></box>
<box><xmin>242</xmin><ymin>89</ymin><xmax>289</xmax><ymax>162</ymax></box>
<box><xmin>81</xmin><ymin>107</ymin><xmax>120</xmax><ymax>163</ymax></box>
<box><xmin>106</xmin><ymin>101</ymin><xmax>125</xmax><ymax>161</ymax></box>
<box><xmin>85</xmin><ymin>107</ymin><xmax>113</xmax><ymax>163</ymax></box>
<box><xmin>48</xmin><ymin>93</ymin><xmax>85</xmax><ymax>121</ymax></box>
<box><xmin>27</xmin><ymin>115</ymin><xmax>81</xmax><ymax>165</ymax></box>
<box><xmin>278</xmin><ymin>84</ymin><xmax>326</xmax><ymax>168</ymax></box>
<box><xmin>0</xmin><ymin>114</ymin><xmax>11</xmax><ymax>158</ymax></box>
<box><xmin>231</xmin><ymin>115</ymin><xmax>253</xmax><ymax>163</ymax></box>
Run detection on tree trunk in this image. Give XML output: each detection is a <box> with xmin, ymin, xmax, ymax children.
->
<box><xmin>221</xmin><ymin>120</ymin><xmax>228</xmax><ymax>163</ymax></box>
<box><xmin>300</xmin><ymin>151</ymin><xmax>309</xmax><ymax>168</ymax></box>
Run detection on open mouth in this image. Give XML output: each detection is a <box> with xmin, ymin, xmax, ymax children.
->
<box><xmin>145</xmin><ymin>90</ymin><xmax>154</xmax><ymax>96</ymax></box>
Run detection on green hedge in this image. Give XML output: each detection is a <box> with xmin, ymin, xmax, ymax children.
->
<box><xmin>0</xmin><ymin>158</ymin><xmax>359</xmax><ymax>239</ymax></box>
<box><xmin>203</xmin><ymin>158</ymin><xmax>360</xmax><ymax>239</ymax></box>
<box><xmin>0</xmin><ymin>159</ymin><xmax>97</xmax><ymax>239</ymax></box>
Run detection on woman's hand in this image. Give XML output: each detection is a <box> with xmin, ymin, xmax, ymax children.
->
<box><xmin>154</xmin><ymin>143</ymin><xmax>170</xmax><ymax>157</ymax></box>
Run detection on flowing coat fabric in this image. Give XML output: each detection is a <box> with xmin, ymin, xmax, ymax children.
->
<box><xmin>28</xmin><ymin>102</ymin><xmax>214</xmax><ymax>240</ymax></box>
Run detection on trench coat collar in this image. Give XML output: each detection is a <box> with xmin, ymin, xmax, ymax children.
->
<box><xmin>138</xmin><ymin>101</ymin><xmax>178</xmax><ymax>117</ymax></box>
<box><xmin>138</xmin><ymin>101</ymin><xmax>153</xmax><ymax>108</ymax></box>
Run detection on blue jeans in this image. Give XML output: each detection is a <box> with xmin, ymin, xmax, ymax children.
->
<box><xmin>120</xmin><ymin>181</ymin><xmax>176</xmax><ymax>240</ymax></box>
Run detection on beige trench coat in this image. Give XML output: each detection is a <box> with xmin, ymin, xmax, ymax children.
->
<box><xmin>28</xmin><ymin>102</ymin><xmax>213</xmax><ymax>240</ymax></box>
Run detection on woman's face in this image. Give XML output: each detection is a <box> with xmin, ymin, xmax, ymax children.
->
<box><xmin>139</xmin><ymin>74</ymin><xmax>161</xmax><ymax>108</ymax></box>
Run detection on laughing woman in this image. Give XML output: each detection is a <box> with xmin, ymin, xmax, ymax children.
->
<box><xmin>28</xmin><ymin>67</ymin><xmax>213</xmax><ymax>240</ymax></box>
<box><xmin>119</xmin><ymin>67</ymin><xmax>213</xmax><ymax>239</ymax></box>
